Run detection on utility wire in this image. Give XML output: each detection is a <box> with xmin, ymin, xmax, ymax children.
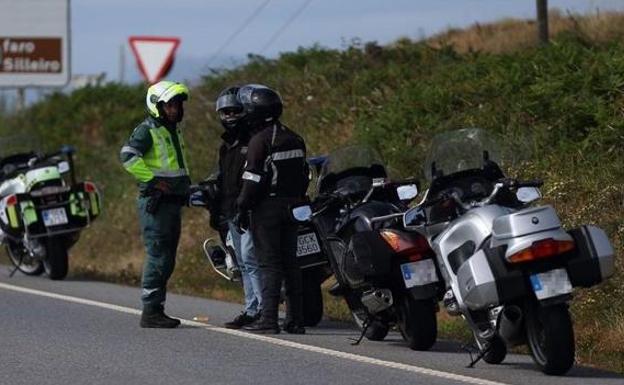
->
<box><xmin>260</xmin><ymin>0</ymin><xmax>313</xmax><ymax>54</ymax></box>
<box><xmin>207</xmin><ymin>0</ymin><xmax>272</xmax><ymax>66</ymax></box>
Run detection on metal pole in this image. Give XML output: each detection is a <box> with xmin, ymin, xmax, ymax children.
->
<box><xmin>16</xmin><ymin>88</ymin><xmax>25</xmax><ymax>111</ymax></box>
<box><xmin>119</xmin><ymin>44</ymin><xmax>126</xmax><ymax>83</ymax></box>
<box><xmin>537</xmin><ymin>0</ymin><xmax>549</xmax><ymax>45</ymax></box>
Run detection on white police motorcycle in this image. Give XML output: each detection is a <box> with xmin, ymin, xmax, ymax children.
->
<box><xmin>0</xmin><ymin>138</ymin><xmax>101</xmax><ymax>280</ymax></box>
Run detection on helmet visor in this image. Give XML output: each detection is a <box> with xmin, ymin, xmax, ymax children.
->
<box><xmin>218</xmin><ymin>106</ymin><xmax>245</xmax><ymax>123</ymax></box>
<box><xmin>216</xmin><ymin>93</ymin><xmax>240</xmax><ymax>112</ymax></box>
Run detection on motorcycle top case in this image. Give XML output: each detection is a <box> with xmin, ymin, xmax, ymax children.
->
<box><xmin>565</xmin><ymin>225</ymin><xmax>615</xmax><ymax>288</ymax></box>
<box><xmin>491</xmin><ymin>205</ymin><xmax>572</xmax><ymax>258</ymax></box>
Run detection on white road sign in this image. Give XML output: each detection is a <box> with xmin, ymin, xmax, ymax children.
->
<box><xmin>129</xmin><ymin>36</ymin><xmax>180</xmax><ymax>84</ymax></box>
<box><xmin>0</xmin><ymin>0</ymin><xmax>70</xmax><ymax>87</ymax></box>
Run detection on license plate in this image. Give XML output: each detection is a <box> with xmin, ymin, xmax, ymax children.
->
<box><xmin>530</xmin><ymin>268</ymin><xmax>572</xmax><ymax>300</ymax></box>
<box><xmin>297</xmin><ymin>232</ymin><xmax>321</xmax><ymax>257</ymax></box>
<box><xmin>401</xmin><ymin>259</ymin><xmax>438</xmax><ymax>288</ymax></box>
<box><xmin>42</xmin><ymin>208</ymin><xmax>68</xmax><ymax>227</ymax></box>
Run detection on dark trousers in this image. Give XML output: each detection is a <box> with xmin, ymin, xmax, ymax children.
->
<box><xmin>251</xmin><ymin>198</ymin><xmax>303</xmax><ymax>326</ymax></box>
<box><xmin>137</xmin><ymin>197</ymin><xmax>182</xmax><ymax>311</ymax></box>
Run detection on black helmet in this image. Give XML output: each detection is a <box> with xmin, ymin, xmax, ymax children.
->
<box><xmin>236</xmin><ymin>84</ymin><xmax>283</xmax><ymax>127</ymax></box>
<box><xmin>215</xmin><ymin>86</ymin><xmax>245</xmax><ymax>131</ymax></box>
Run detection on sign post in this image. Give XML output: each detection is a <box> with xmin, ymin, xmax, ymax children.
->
<box><xmin>128</xmin><ymin>36</ymin><xmax>180</xmax><ymax>84</ymax></box>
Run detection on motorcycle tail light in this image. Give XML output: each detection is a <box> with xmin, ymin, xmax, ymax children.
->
<box><xmin>405</xmin><ymin>253</ymin><xmax>424</xmax><ymax>262</ymax></box>
<box><xmin>84</xmin><ymin>182</ymin><xmax>97</xmax><ymax>193</ymax></box>
<box><xmin>380</xmin><ymin>230</ymin><xmax>430</xmax><ymax>260</ymax></box>
<box><xmin>508</xmin><ymin>238</ymin><xmax>575</xmax><ymax>263</ymax></box>
<box><xmin>5</xmin><ymin>194</ymin><xmax>17</xmax><ymax>206</ymax></box>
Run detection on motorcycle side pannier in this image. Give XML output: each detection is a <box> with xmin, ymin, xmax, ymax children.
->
<box><xmin>456</xmin><ymin>248</ymin><xmax>528</xmax><ymax>310</ymax></box>
<box><xmin>566</xmin><ymin>225</ymin><xmax>614</xmax><ymax>288</ymax></box>
<box><xmin>347</xmin><ymin>231</ymin><xmax>393</xmax><ymax>280</ymax></box>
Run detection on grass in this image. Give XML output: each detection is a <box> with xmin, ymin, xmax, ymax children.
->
<box><xmin>0</xmin><ymin>10</ymin><xmax>623</xmax><ymax>373</ymax></box>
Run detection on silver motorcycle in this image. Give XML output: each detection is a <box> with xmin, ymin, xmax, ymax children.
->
<box><xmin>403</xmin><ymin>128</ymin><xmax>614</xmax><ymax>375</ymax></box>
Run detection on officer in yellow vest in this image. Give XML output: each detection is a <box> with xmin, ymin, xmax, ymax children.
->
<box><xmin>120</xmin><ymin>80</ymin><xmax>190</xmax><ymax>328</ymax></box>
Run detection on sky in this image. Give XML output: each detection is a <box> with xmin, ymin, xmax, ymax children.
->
<box><xmin>3</xmin><ymin>0</ymin><xmax>624</xmax><ymax>102</ymax></box>
<box><xmin>69</xmin><ymin>0</ymin><xmax>624</xmax><ymax>84</ymax></box>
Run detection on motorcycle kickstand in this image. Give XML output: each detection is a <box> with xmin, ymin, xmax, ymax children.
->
<box><xmin>462</xmin><ymin>343</ymin><xmax>491</xmax><ymax>368</ymax></box>
<box><xmin>349</xmin><ymin>317</ymin><xmax>371</xmax><ymax>346</ymax></box>
<box><xmin>8</xmin><ymin>254</ymin><xmax>23</xmax><ymax>278</ymax></box>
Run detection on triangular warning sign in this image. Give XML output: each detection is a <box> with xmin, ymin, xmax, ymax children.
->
<box><xmin>129</xmin><ymin>36</ymin><xmax>180</xmax><ymax>84</ymax></box>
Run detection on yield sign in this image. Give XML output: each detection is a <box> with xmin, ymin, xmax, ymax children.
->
<box><xmin>128</xmin><ymin>36</ymin><xmax>180</xmax><ymax>84</ymax></box>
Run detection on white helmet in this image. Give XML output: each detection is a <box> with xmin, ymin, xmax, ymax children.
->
<box><xmin>146</xmin><ymin>80</ymin><xmax>189</xmax><ymax>118</ymax></box>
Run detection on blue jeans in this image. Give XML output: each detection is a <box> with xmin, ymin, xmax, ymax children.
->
<box><xmin>228</xmin><ymin>221</ymin><xmax>263</xmax><ymax>316</ymax></box>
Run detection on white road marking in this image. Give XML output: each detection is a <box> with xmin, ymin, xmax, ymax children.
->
<box><xmin>0</xmin><ymin>281</ymin><xmax>508</xmax><ymax>385</ymax></box>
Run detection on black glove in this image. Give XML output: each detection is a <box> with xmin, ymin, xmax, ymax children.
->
<box><xmin>209</xmin><ymin>212</ymin><xmax>226</xmax><ymax>232</ymax></box>
<box><xmin>232</xmin><ymin>211</ymin><xmax>250</xmax><ymax>234</ymax></box>
<box><xmin>152</xmin><ymin>179</ymin><xmax>172</xmax><ymax>194</ymax></box>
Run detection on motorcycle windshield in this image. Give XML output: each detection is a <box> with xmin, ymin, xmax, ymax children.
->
<box><xmin>317</xmin><ymin>145</ymin><xmax>387</xmax><ymax>195</ymax></box>
<box><xmin>424</xmin><ymin>128</ymin><xmax>502</xmax><ymax>182</ymax></box>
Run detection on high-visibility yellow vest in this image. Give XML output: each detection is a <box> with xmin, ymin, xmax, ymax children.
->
<box><xmin>122</xmin><ymin>124</ymin><xmax>189</xmax><ymax>183</ymax></box>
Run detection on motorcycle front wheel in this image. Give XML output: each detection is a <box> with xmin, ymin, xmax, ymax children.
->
<box><xmin>6</xmin><ymin>242</ymin><xmax>44</xmax><ymax>275</ymax></box>
<box><xmin>526</xmin><ymin>303</ymin><xmax>575</xmax><ymax>375</ymax></box>
<box><xmin>396</xmin><ymin>296</ymin><xmax>437</xmax><ymax>351</ymax></box>
<box><xmin>301</xmin><ymin>270</ymin><xmax>324</xmax><ymax>327</ymax></box>
<box><xmin>43</xmin><ymin>237</ymin><xmax>69</xmax><ymax>280</ymax></box>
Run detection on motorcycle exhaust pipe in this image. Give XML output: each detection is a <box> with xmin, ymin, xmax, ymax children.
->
<box><xmin>361</xmin><ymin>289</ymin><xmax>393</xmax><ymax>314</ymax></box>
<box><xmin>498</xmin><ymin>305</ymin><xmax>524</xmax><ymax>346</ymax></box>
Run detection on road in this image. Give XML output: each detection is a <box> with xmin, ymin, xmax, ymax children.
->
<box><xmin>0</xmin><ymin>270</ymin><xmax>622</xmax><ymax>385</ymax></box>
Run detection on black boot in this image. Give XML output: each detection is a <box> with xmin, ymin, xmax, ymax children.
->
<box><xmin>242</xmin><ymin>318</ymin><xmax>280</xmax><ymax>334</ymax></box>
<box><xmin>224</xmin><ymin>312</ymin><xmax>258</xmax><ymax>329</ymax></box>
<box><xmin>282</xmin><ymin>320</ymin><xmax>305</xmax><ymax>334</ymax></box>
<box><xmin>140</xmin><ymin>305</ymin><xmax>181</xmax><ymax>328</ymax></box>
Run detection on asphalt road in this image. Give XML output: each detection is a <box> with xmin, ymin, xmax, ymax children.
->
<box><xmin>0</xmin><ymin>270</ymin><xmax>622</xmax><ymax>385</ymax></box>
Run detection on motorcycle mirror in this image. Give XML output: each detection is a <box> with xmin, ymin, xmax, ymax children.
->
<box><xmin>60</xmin><ymin>145</ymin><xmax>76</xmax><ymax>155</ymax></box>
<box><xmin>403</xmin><ymin>206</ymin><xmax>427</xmax><ymax>229</ymax></box>
<box><xmin>397</xmin><ymin>184</ymin><xmax>418</xmax><ymax>201</ymax></box>
<box><xmin>516</xmin><ymin>187</ymin><xmax>541</xmax><ymax>203</ymax></box>
<box><xmin>57</xmin><ymin>161</ymin><xmax>70</xmax><ymax>174</ymax></box>
<box><xmin>292</xmin><ymin>205</ymin><xmax>312</xmax><ymax>222</ymax></box>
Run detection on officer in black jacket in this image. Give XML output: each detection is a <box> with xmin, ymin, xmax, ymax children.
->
<box><xmin>235</xmin><ymin>84</ymin><xmax>309</xmax><ymax>334</ymax></box>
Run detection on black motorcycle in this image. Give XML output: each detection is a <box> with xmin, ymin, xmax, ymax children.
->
<box><xmin>293</xmin><ymin>146</ymin><xmax>442</xmax><ymax>350</ymax></box>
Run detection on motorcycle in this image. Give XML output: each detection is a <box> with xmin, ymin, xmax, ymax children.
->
<box><xmin>293</xmin><ymin>145</ymin><xmax>442</xmax><ymax>350</ymax></box>
<box><xmin>199</xmin><ymin>157</ymin><xmax>332</xmax><ymax>327</ymax></box>
<box><xmin>0</xmin><ymin>139</ymin><xmax>101</xmax><ymax>280</ymax></box>
<box><xmin>402</xmin><ymin>128</ymin><xmax>614</xmax><ymax>375</ymax></box>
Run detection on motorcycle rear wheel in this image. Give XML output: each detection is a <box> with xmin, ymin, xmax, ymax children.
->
<box><xmin>43</xmin><ymin>237</ymin><xmax>68</xmax><ymax>280</ymax></box>
<box><xmin>526</xmin><ymin>303</ymin><xmax>575</xmax><ymax>375</ymax></box>
<box><xmin>6</xmin><ymin>242</ymin><xmax>44</xmax><ymax>275</ymax></box>
<box><xmin>483</xmin><ymin>335</ymin><xmax>507</xmax><ymax>364</ymax></box>
<box><xmin>396</xmin><ymin>296</ymin><xmax>437</xmax><ymax>351</ymax></box>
